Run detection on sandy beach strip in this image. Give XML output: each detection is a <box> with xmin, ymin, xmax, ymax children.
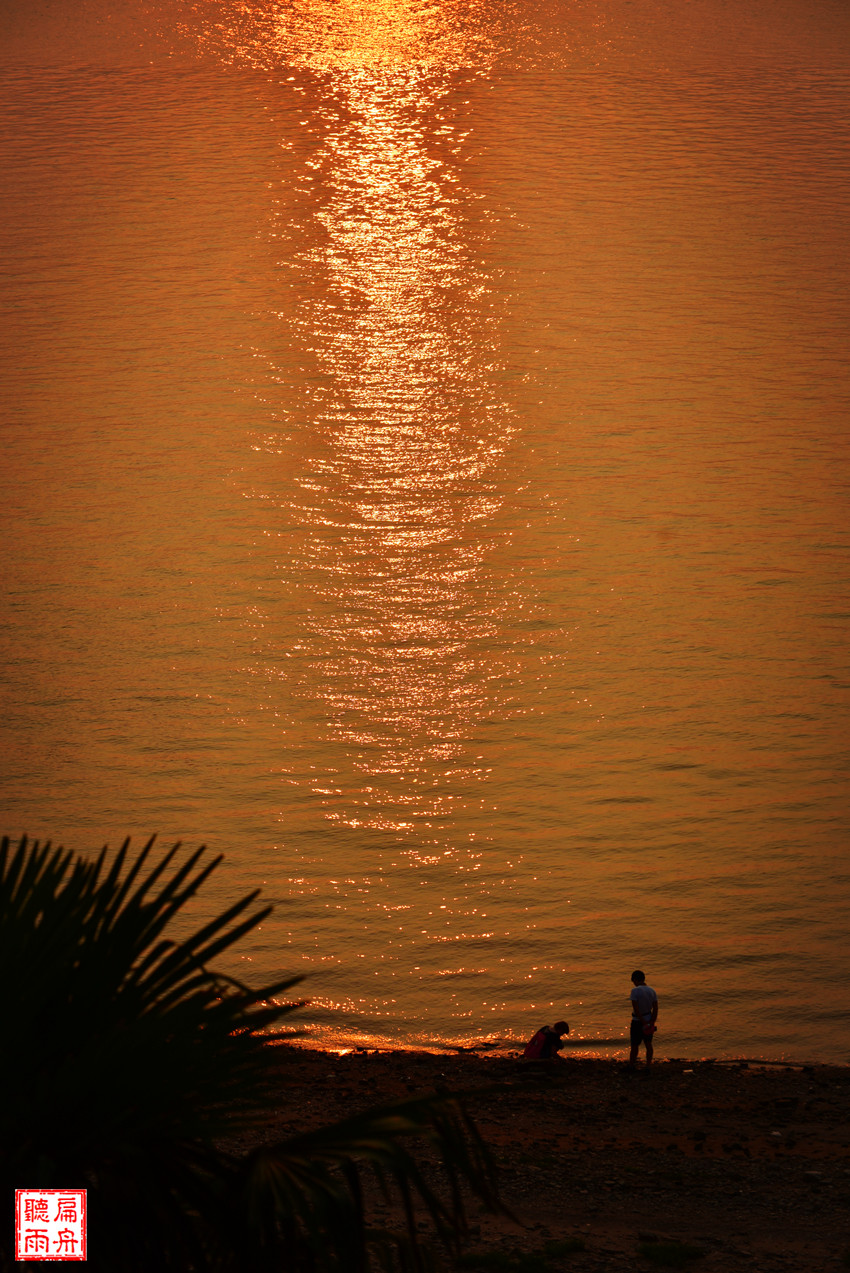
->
<box><xmin>226</xmin><ymin>1046</ymin><xmax>850</xmax><ymax>1272</ymax></box>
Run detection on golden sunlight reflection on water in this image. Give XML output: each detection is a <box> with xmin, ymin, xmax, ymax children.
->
<box><xmin>268</xmin><ymin>68</ymin><xmax>520</xmax><ymax>844</ymax></box>
<box><xmin>194</xmin><ymin>0</ymin><xmax>550</xmax><ymax>858</ymax></box>
<box><xmin>189</xmin><ymin>0</ymin><xmax>515</xmax><ymax>74</ymax></box>
<box><xmin>189</xmin><ymin>0</ymin><xmax>575</xmax><ymax>1046</ymax></box>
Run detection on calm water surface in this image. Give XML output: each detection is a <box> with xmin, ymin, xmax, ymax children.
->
<box><xmin>2</xmin><ymin>0</ymin><xmax>849</xmax><ymax>1061</ymax></box>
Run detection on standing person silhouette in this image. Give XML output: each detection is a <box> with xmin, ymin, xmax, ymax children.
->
<box><xmin>628</xmin><ymin>970</ymin><xmax>658</xmax><ymax>1068</ymax></box>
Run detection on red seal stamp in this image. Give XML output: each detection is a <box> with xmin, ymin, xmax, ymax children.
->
<box><xmin>15</xmin><ymin>1190</ymin><xmax>87</xmax><ymax>1261</ymax></box>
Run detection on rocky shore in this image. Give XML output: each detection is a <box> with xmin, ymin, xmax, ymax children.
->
<box><xmin>234</xmin><ymin>1047</ymin><xmax>850</xmax><ymax>1272</ymax></box>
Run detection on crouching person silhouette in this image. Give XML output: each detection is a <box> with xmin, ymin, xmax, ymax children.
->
<box><xmin>523</xmin><ymin>1020</ymin><xmax>569</xmax><ymax>1060</ymax></box>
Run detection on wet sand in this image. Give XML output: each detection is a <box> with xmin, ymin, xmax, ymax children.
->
<box><xmin>230</xmin><ymin>1047</ymin><xmax>850</xmax><ymax>1272</ymax></box>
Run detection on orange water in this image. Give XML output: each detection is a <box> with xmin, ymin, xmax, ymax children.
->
<box><xmin>1</xmin><ymin>0</ymin><xmax>849</xmax><ymax>1061</ymax></box>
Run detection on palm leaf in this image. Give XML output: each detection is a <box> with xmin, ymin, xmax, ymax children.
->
<box><xmin>0</xmin><ymin>834</ymin><xmax>505</xmax><ymax>1272</ymax></box>
<box><xmin>232</xmin><ymin>1086</ymin><xmax>505</xmax><ymax>1273</ymax></box>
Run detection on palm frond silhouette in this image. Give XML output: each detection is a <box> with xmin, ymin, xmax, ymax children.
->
<box><xmin>0</xmin><ymin>834</ymin><xmax>501</xmax><ymax>1272</ymax></box>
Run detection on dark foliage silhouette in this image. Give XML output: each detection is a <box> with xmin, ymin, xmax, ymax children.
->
<box><xmin>0</xmin><ymin>834</ymin><xmax>500</xmax><ymax>1272</ymax></box>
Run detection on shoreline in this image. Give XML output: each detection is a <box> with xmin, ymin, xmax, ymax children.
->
<box><xmin>274</xmin><ymin>1033</ymin><xmax>849</xmax><ymax>1072</ymax></box>
<box><xmin>235</xmin><ymin>1047</ymin><xmax>850</xmax><ymax>1272</ymax></box>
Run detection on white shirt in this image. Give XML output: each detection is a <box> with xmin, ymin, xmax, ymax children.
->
<box><xmin>630</xmin><ymin>983</ymin><xmax>658</xmax><ymax>1022</ymax></box>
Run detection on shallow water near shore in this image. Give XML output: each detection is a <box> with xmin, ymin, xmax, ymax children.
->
<box><xmin>1</xmin><ymin>0</ymin><xmax>849</xmax><ymax>1062</ymax></box>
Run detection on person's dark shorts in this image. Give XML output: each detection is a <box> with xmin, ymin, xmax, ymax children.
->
<box><xmin>630</xmin><ymin>1019</ymin><xmax>651</xmax><ymax>1047</ymax></box>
